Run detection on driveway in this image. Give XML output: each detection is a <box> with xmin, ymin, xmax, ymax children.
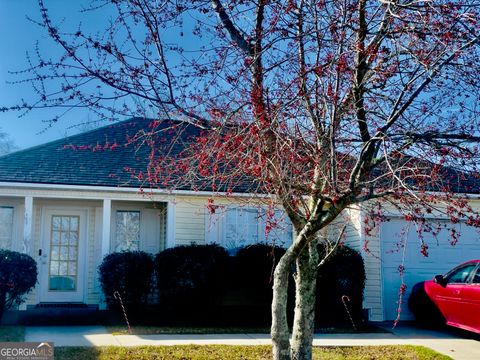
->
<box><xmin>25</xmin><ymin>323</ymin><xmax>480</xmax><ymax>360</ymax></box>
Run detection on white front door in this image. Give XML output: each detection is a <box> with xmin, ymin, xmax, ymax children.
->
<box><xmin>39</xmin><ymin>209</ymin><xmax>87</xmax><ymax>303</ymax></box>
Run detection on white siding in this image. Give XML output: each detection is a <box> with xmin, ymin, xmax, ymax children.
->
<box><xmin>174</xmin><ymin>197</ymin><xmax>206</xmax><ymax>246</ymax></box>
<box><xmin>327</xmin><ymin>207</ymin><xmax>362</xmax><ymax>249</ymax></box>
<box><xmin>325</xmin><ymin>207</ymin><xmax>383</xmax><ymax>321</ymax></box>
<box><xmin>357</xmin><ymin>210</ymin><xmax>383</xmax><ymax>322</ymax></box>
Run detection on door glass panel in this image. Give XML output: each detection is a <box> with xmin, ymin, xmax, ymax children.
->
<box><xmin>51</xmin><ymin>231</ymin><xmax>60</xmax><ymax>245</ymax></box>
<box><xmin>49</xmin><ymin>215</ymin><xmax>79</xmax><ymax>291</ymax></box>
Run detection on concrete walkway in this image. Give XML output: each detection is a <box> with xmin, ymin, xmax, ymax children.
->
<box><xmin>24</xmin><ymin>324</ymin><xmax>480</xmax><ymax>360</ymax></box>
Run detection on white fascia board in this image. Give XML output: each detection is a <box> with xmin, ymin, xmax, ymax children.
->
<box><xmin>0</xmin><ymin>181</ymin><xmax>264</xmax><ymax>199</ymax></box>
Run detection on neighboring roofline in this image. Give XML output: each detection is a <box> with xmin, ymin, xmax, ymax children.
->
<box><xmin>0</xmin><ymin>181</ymin><xmax>265</xmax><ymax>198</ymax></box>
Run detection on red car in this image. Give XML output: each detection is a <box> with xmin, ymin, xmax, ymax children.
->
<box><xmin>409</xmin><ymin>260</ymin><xmax>480</xmax><ymax>334</ymax></box>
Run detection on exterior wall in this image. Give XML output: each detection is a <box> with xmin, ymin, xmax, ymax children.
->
<box><xmin>174</xmin><ymin>197</ymin><xmax>206</xmax><ymax>246</ymax></box>
<box><xmin>326</xmin><ymin>206</ymin><xmax>383</xmax><ymax>321</ymax></box>
<box><xmin>327</xmin><ymin>207</ymin><xmax>362</xmax><ymax>249</ymax></box>
<box><xmin>360</xmin><ymin>220</ymin><xmax>383</xmax><ymax>321</ymax></box>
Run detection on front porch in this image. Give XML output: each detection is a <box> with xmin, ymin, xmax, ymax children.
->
<box><xmin>0</xmin><ymin>186</ymin><xmax>176</xmax><ymax>311</ymax></box>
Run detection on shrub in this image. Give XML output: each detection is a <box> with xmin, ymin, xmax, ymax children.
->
<box><xmin>315</xmin><ymin>243</ymin><xmax>366</xmax><ymax>327</ymax></box>
<box><xmin>233</xmin><ymin>243</ymin><xmax>287</xmax><ymax>302</ymax></box>
<box><xmin>98</xmin><ymin>251</ymin><xmax>154</xmax><ymax>307</ymax></box>
<box><xmin>226</xmin><ymin>243</ymin><xmax>292</xmax><ymax>326</ymax></box>
<box><xmin>0</xmin><ymin>250</ymin><xmax>37</xmax><ymax>320</ymax></box>
<box><xmin>154</xmin><ymin>244</ymin><xmax>229</xmax><ymax>314</ymax></box>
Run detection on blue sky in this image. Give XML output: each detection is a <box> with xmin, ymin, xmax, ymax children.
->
<box><xmin>0</xmin><ymin>1</ymin><xmax>115</xmax><ymax>149</ymax></box>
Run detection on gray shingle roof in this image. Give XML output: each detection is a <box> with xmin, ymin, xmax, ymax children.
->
<box><xmin>0</xmin><ymin>118</ymin><xmax>204</xmax><ymax>190</ymax></box>
<box><xmin>1</xmin><ymin>117</ymin><xmax>476</xmax><ymax>195</ymax></box>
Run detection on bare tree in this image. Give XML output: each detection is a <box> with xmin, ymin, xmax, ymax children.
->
<box><xmin>2</xmin><ymin>1</ymin><xmax>480</xmax><ymax>359</ymax></box>
<box><xmin>0</xmin><ymin>129</ymin><xmax>18</xmax><ymax>156</ymax></box>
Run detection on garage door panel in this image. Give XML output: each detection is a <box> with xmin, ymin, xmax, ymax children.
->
<box><xmin>381</xmin><ymin>219</ymin><xmax>480</xmax><ymax>321</ymax></box>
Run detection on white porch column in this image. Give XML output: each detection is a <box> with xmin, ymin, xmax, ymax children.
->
<box><xmin>20</xmin><ymin>196</ymin><xmax>33</xmax><ymax>311</ymax></box>
<box><xmin>101</xmin><ymin>199</ymin><xmax>112</xmax><ymax>255</ymax></box>
<box><xmin>166</xmin><ymin>201</ymin><xmax>176</xmax><ymax>248</ymax></box>
<box><xmin>23</xmin><ymin>196</ymin><xmax>33</xmax><ymax>254</ymax></box>
<box><xmin>99</xmin><ymin>199</ymin><xmax>112</xmax><ymax>310</ymax></box>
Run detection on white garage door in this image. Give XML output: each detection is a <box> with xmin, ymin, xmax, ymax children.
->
<box><xmin>381</xmin><ymin>218</ymin><xmax>480</xmax><ymax>321</ymax></box>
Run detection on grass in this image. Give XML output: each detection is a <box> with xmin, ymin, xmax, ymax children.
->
<box><xmin>54</xmin><ymin>345</ymin><xmax>451</xmax><ymax>360</ymax></box>
<box><xmin>0</xmin><ymin>326</ymin><xmax>25</xmax><ymax>342</ymax></box>
<box><xmin>107</xmin><ymin>325</ymin><xmax>387</xmax><ymax>335</ymax></box>
<box><xmin>107</xmin><ymin>326</ymin><xmax>271</xmax><ymax>335</ymax></box>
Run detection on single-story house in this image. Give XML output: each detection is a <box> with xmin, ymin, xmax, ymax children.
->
<box><xmin>0</xmin><ymin>117</ymin><xmax>479</xmax><ymax>322</ymax></box>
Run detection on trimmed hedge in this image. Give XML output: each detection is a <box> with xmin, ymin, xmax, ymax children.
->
<box><xmin>154</xmin><ymin>244</ymin><xmax>229</xmax><ymax>316</ymax></box>
<box><xmin>99</xmin><ymin>251</ymin><xmax>154</xmax><ymax>307</ymax></box>
<box><xmin>100</xmin><ymin>242</ymin><xmax>365</xmax><ymax>327</ymax></box>
<box><xmin>0</xmin><ymin>250</ymin><xmax>37</xmax><ymax>320</ymax></box>
<box><xmin>315</xmin><ymin>243</ymin><xmax>366</xmax><ymax>326</ymax></box>
<box><xmin>226</xmin><ymin>243</ymin><xmax>293</xmax><ymax>326</ymax></box>
<box><xmin>232</xmin><ymin>243</ymin><xmax>288</xmax><ymax>302</ymax></box>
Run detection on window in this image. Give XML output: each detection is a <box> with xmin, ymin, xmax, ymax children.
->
<box><xmin>224</xmin><ymin>207</ymin><xmax>293</xmax><ymax>249</ymax></box>
<box><xmin>266</xmin><ymin>210</ymin><xmax>293</xmax><ymax>246</ymax></box>
<box><xmin>226</xmin><ymin>208</ymin><xmax>259</xmax><ymax>248</ymax></box>
<box><xmin>472</xmin><ymin>267</ymin><xmax>480</xmax><ymax>284</ymax></box>
<box><xmin>445</xmin><ymin>264</ymin><xmax>477</xmax><ymax>284</ymax></box>
<box><xmin>115</xmin><ymin>211</ymin><xmax>140</xmax><ymax>251</ymax></box>
<box><xmin>0</xmin><ymin>207</ymin><xmax>14</xmax><ymax>250</ymax></box>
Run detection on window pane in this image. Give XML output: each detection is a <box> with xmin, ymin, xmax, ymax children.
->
<box><xmin>447</xmin><ymin>264</ymin><xmax>477</xmax><ymax>284</ymax></box>
<box><xmin>472</xmin><ymin>268</ymin><xmax>480</xmax><ymax>284</ymax></box>
<box><xmin>61</xmin><ymin>232</ymin><xmax>69</xmax><ymax>245</ymax></box>
<box><xmin>52</xmin><ymin>217</ymin><xmax>61</xmax><ymax>231</ymax></box>
<box><xmin>61</xmin><ymin>217</ymin><xmax>70</xmax><ymax>230</ymax></box>
<box><xmin>0</xmin><ymin>207</ymin><xmax>14</xmax><ymax>250</ymax></box>
<box><xmin>51</xmin><ymin>246</ymin><xmax>60</xmax><ymax>260</ymax></box>
<box><xmin>115</xmin><ymin>211</ymin><xmax>140</xmax><ymax>251</ymax></box>
<box><xmin>70</xmin><ymin>217</ymin><xmax>78</xmax><ymax>231</ymax></box>
<box><xmin>51</xmin><ymin>231</ymin><xmax>61</xmax><ymax>245</ymax></box>
<box><xmin>225</xmin><ymin>208</ymin><xmax>259</xmax><ymax>249</ymax></box>
<box><xmin>60</xmin><ymin>246</ymin><xmax>69</xmax><ymax>261</ymax></box>
<box><xmin>264</xmin><ymin>210</ymin><xmax>293</xmax><ymax>246</ymax></box>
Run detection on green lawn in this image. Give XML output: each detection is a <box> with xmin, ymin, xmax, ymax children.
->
<box><xmin>55</xmin><ymin>345</ymin><xmax>451</xmax><ymax>360</ymax></box>
<box><xmin>107</xmin><ymin>326</ymin><xmax>271</xmax><ymax>335</ymax></box>
<box><xmin>107</xmin><ymin>325</ymin><xmax>387</xmax><ymax>335</ymax></box>
<box><xmin>0</xmin><ymin>326</ymin><xmax>25</xmax><ymax>342</ymax></box>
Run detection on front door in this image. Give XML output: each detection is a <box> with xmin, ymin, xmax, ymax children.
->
<box><xmin>40</xmin><ymin>209</ymin><xmax>87</xmax><ymax>303</ymax></box>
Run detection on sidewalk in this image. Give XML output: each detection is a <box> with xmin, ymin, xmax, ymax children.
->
<box><xmin>24</xmin><ymin>325</ymin><xmax>480</xmax><ymax>360</ymax></box>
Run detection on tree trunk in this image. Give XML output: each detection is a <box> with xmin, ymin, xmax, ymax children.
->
<box><xmin>290</xmin><ymin>242</ymin><xmax>319</xmax><ymax>360</ymax></box>
<box><xmin>271</xmin><ymin>252</ymin><xmax>294</xmax><ymax>360</ymax></box>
